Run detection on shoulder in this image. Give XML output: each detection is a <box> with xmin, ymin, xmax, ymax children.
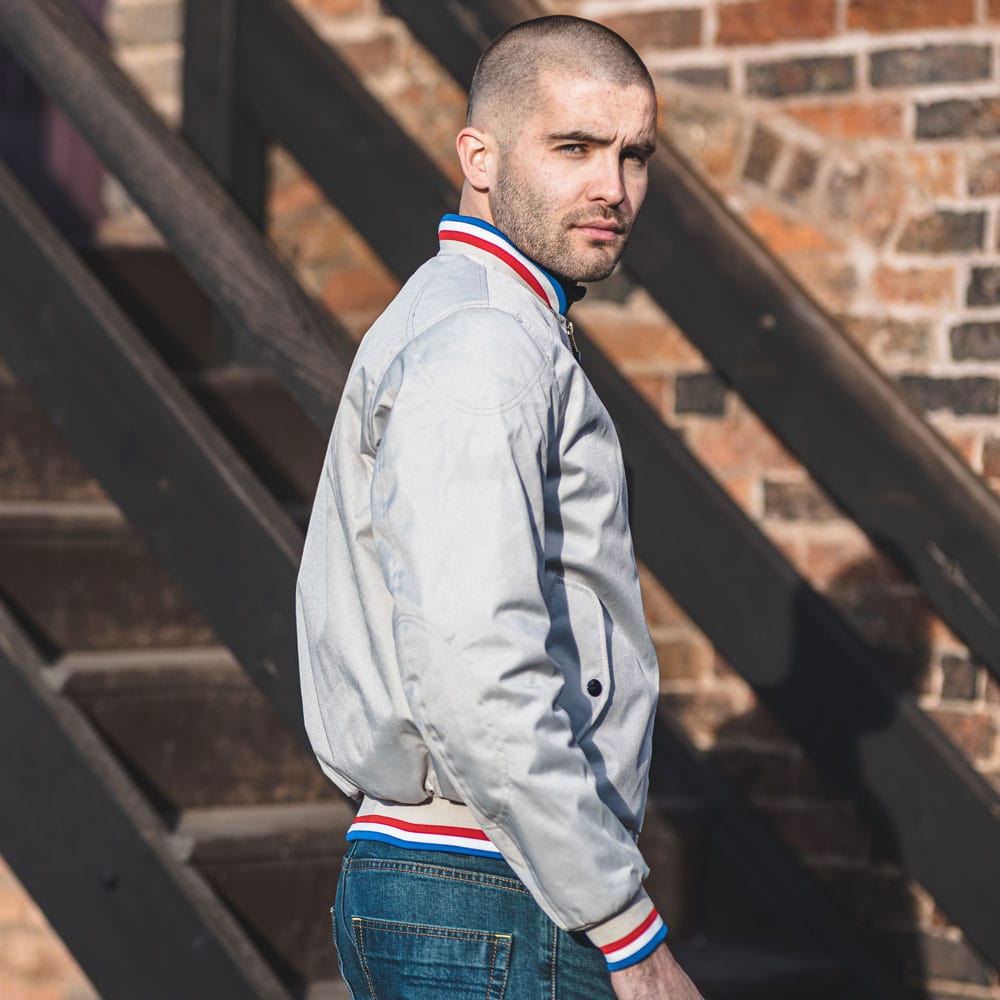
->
<box><xmin>403</xmin><ymin>303</ymin><xmax>553</xmax><ymax>414</ymax></box>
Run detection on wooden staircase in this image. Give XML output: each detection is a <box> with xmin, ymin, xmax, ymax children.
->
<box><xmin>1</xmin><ymin>0</ymin><xmax>998</xmax><ymax>996</ymax></box>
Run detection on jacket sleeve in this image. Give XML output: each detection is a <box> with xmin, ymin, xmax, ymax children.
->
<box><xmin>368</xmin><ymin>309</ymin><xmax>665</xmax><ymax>967</ymax></box>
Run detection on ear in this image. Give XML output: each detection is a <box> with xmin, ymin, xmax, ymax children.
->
<box><xmin>456</xmin><ymin>127</ymin><xmax>494</xmax><ymax>192</ymax></box>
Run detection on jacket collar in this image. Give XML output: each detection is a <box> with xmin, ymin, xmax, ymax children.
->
<box><xmin>438</xmin><ymin>214</ymin><xmax>581</xmax><ymax>317</ymax></box>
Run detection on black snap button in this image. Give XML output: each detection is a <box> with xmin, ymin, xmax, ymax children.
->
<box><xmin>587</xmin><ymin>679</ymin><xmax>603</xmax><ymax>697</ymax></box>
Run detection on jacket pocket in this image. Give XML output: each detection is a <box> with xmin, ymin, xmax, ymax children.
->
<box><xmin>546</xmin><ymin>576</ymin><xmax>611</xmax><ymax>739</ymax></box>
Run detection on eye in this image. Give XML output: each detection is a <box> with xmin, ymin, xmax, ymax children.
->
<box><xmin>558</xmin><ymin>143</ymin><xmax>587</xmax><ymax>156</ymax></box>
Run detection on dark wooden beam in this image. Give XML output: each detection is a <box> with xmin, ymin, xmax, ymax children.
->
<box><xmin>0</xmin><ymin>0</ymin><xmax>352</xmax><ymax>430</ymax></box>
<box><xmin>182</xmin><ymin>0</ymin><xmax>267</xmax><ymax>226</ymax></box>
<box><xmin>234</xmin><ymin>0</ymin><xmax>1000</xmax><ymax>967</ymax></box>
<box><xmin>0</xmin><ymin>159</ymin><xmax>306</xmax><ymax>740</ymax></box>
<box><xmin>384</xmin><ymin>0</ymin><xmax>1000</xmax><ymax>690</ymax></box>
<box><xmin>237</xmin><ymin>0</ymin><xmax>458</xmax><ymax>279</ymax></box>
<box><xmin>0</xmin><ymin>600</ymin><xmax>290</xmax><ymax>1000</ymax></box>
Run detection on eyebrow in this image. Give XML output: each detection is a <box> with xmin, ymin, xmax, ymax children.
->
<box><xmin>546</xmin><ymin>130</ymin><xmax>656</xmax><ymax>157</ymax></box>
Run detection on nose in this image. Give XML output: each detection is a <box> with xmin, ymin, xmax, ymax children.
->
<box><xmin>587</xmin><ymin>151</ymin><xmax>626</xmax><ymax>207</ymax></box>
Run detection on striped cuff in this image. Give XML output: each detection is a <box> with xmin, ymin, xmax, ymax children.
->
<box><xmin>584</xmin><ymin>889</ymin><xmax>668</xmax><ymax>971</ymax></box>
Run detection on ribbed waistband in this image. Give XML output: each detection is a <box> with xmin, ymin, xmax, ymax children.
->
<box><xmin>347</xmin><ymin>795</ymin><xmax>504</xmax><ymax>859</ymax></box>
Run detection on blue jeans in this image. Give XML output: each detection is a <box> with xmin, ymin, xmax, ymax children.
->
<box><xmin>333</xmin><ymin>839</ymin><xmax>617</xmax><ymax>999</ymax></box>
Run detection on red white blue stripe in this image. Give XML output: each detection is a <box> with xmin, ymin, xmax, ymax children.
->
<box><xmin>438</xmin><ymin>214</ymin><xmax>568</xmax><ymax>315</ymax></box>
<box><xmin>347</xmin><ymin>813</ymin><xmax>504</xmax><ymax>859</ymax></box>
<box><xmin>599</xmin><ymin>905</ymin><xmax>668</xmax><ymax>971</ymax></box>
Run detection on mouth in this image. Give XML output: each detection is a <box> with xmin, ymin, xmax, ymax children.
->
<box><xmin>573</xmin><ymin>221</ymin><xmax>626</xmax><ymax>242</ymax></box>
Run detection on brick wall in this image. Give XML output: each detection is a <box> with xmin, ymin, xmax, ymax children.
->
<box><xmin>0</xmin><ymin>858</ymin><xmax>97</xmax><ymax>1000</ymax></box>
<box><xmin>7</xmin><ymin>0</ymin><xmax>996</xmax><ymax>996</ymax></box>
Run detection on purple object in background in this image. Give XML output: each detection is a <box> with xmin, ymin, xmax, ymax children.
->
<box><xmin>0</xmin><ymin>0</ymin><xmax>107</xmax><ymax>241</ymax></box>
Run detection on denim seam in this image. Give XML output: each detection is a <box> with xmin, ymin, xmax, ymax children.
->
<box><xmin>343</xmin><ymin>859</ymin><xmax>530</xmax><ymax>894</ymax></box>
<box><xmin>487</xmin><ymin>936</ymin><xmax>498</xmax><ymax>1000</ymax></box>
<box><xmin>353</xmin><ymin>919</ymin><xmax>377</xmax><ymax>1000</ymax></box>
<box><xmin>353</xmin><ymin>918</ymin><xmax>504</xmax><ymax>943</ymax></box>
<box><xmin>549</xmin><ymin>921</ymin><xmax>557</xmax><ymax>1000</ymax></box>
<box><xmin>494</xmin><ymin>935</ymin><xmax>512</xmax><ymax>1000</ymax></box>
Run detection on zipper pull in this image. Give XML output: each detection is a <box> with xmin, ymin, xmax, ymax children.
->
<box><xmin>566</xmin><ymin>319</ymin><xmax>581</xmax><ymax>363</ymax></box>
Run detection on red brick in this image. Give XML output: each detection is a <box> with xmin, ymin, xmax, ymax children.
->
<box><xmin>842</xmin><ymin>315</ymin><xmax>932</xmax><ymax>363</ymax></box>
<box><xmin>942</xmin><ymin>429</ymin><xmax>980</xmax><ymax>467</ymax></box>
<box><xmin>985</xmin><ymin>673</ymin><xmax>1000</xmax><ymax>705</ymax></box>
<box><xmin>848</xmin><ymin>0</ymin><xmax>974</xmax><ymax>31</ymax></box>
<box><xmin>901</xmin><ymin>150</ymin><xmax>960</xmax><ymax>199</ymax></box>
<box><xmin>336</xmin><ymin>34</ymin><xmax>396</xmax><ymax>77</ymax></box>
<box><xmin>983</xmin><ymin>437</ymin><xmax>1000</xmax><ymax>477</ymax></box>
<box><xmin>685</xmin><ymin>412</ymin><xmax>798</xmax><ymax>476</ymax></box>
<box><xmin>577</xmin><ymin>313</ymin><xmax>703</xmax><ymax>368</ymax></box>
<box><xmin>662</xmin><ymin>689</ymin><xmax>749</xmax><ymax>744</ymax></box>
<box><xmin>654</xmin><ymin>636</ymin><xmax>714</xmax><ymax>682</ymax></box>
<box><xmin>631</xmin><ymin>373</ymin><xmax>669</xmax><ymax>416</ymax></box>
<box><xmin>929</xmin><ymin>708</ymin><xmax>997</xmax><ymax>760</ymax></box>
<box><xmin>297</xmin><ymin>0</ymin><xmax>371</xmax><ymax>14</ymax></box>
<box><xmin>639</xmin><ymin>565</ymin><xmax>693</xmax><ymax>629</ymax></box>
<box><xmin>786</xmin><ymin>101</ymin><xmax>905</xmax><ymax>139</ymax></box>
<box><xmin>873</xmin><ymin>265</ymin><xmax>956</xmax><ymax>307</ymax></box>
<box><xmin>322</xmin><ymin>264</ymin><xmax>398</xmax><ymax>316</ymax></box>
<box><xmin>718</xmin><ymin>0</ymin><xmax>836</xmax><ymax>45</ymax></box>
<box><xmin>267</xmin><ymin>174</ymin><xmax>324</xmax><ymax>219</ymax></box>
<box><xmin>785</xmin><ymin>256</ymin><xmax>858</xmax><ymax>313</ymax></box>
<box><xmin>600</xmin><ymin>10</ymin><xmax>703</xmax><ymax>51</ymax></box>
<box><xmin>745</xmin><ymin>206</ymin><xmax>839</xmax><ymax>254</ymax></box>
<box><xmin>801</xmin><ymin>538</ymin><xmax>898</xmax><ymax>590</ymax></box>
<box><xmin>968</xmin><ymin>152</ymin><xmax>1000</xmax><ymax>196</ymax></box>
<box><xmin>717</xmin><ymin>473</ymin><xmax>758</xmax><ymax>512</ymax></box>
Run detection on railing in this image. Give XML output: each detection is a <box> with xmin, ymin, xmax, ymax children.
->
<box><xmin>0</xmin><ymin>152</ymin><xmax>295</xmax><ymax>996</ymax></box>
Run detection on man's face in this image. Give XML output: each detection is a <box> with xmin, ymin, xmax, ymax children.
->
<box><xmin>489</xmin><ymin>71</ymin><xmax>657</xmax><ymax>284</ymax></box>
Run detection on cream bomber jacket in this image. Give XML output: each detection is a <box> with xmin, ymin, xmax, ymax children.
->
<box><xmin>296</xmin><ymin>215</ymin><xmax>665</xmax><ymax>967</ymax></box>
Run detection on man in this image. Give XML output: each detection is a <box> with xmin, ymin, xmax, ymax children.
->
<box><xmin>296</xmin><ymin>15</ymin><xmax>704</xmax><ymax>999</ymax></box>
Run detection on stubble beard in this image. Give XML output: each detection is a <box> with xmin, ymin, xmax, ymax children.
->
<box><xmin>490</xmin><ymin>160</ymin><xmax>630</xmax><ymax>285</ymax></box>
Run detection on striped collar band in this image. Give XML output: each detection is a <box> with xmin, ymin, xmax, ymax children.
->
<box><xmin>438</xmin><ymin>214</ymin><xmax>569</xmax><ymax>315</ymax></box>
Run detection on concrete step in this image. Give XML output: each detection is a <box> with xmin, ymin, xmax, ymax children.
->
<box><xmin>58</xmin><ymin>645</ymin><xmax>335</xmax><ymax>814</ymax></box>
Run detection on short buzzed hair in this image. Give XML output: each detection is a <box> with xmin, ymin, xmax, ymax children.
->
<box><xmin>466</xmin><ymin>16</ymin><xmax>654</xmax><ymax>138</ymax></box>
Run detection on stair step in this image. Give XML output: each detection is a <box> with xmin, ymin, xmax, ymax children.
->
<box><xmin>2</xmin><ymin>367</ymin><xmax>326</xmax><ymax>508</ymax></box>
<box><xmin>177</xmin><ymin>801</ymin><xmax>356</xmax><ymax>988</ymax></box>
<box><xmin>80</xmin><ymin>246</ymin><xmax>221</xmax><ymax>369</ymax></box>
<box><xmin>184</xmin><ymin>366</ymin><xmax>327</xmax><ymax>506</ymax></box>
<box><xmin>59</xmin><ymin>646</ymin><xmax>334</xmax><ymax>812</ymax></box>
<box><xmin>0</xmin><ymin>501</ymin><xmax>211</xmax><ymax>653</ymax></box>
<box><xmin>0</xmin><ymin>380</ymin><xmax>109</xmax><ymax>502</ymax></box>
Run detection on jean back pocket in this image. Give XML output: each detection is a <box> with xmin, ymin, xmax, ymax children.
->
<box><xmin>353</xmin><ymin>916</ymin><xmax>511</xmax><ymax>1000</ymax></box>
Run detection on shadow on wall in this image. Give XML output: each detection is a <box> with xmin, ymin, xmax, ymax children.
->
<box><xmin>713</xmin><ymin>554</ymin><xmax>934</xmax><ymax>996</ymax></box>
